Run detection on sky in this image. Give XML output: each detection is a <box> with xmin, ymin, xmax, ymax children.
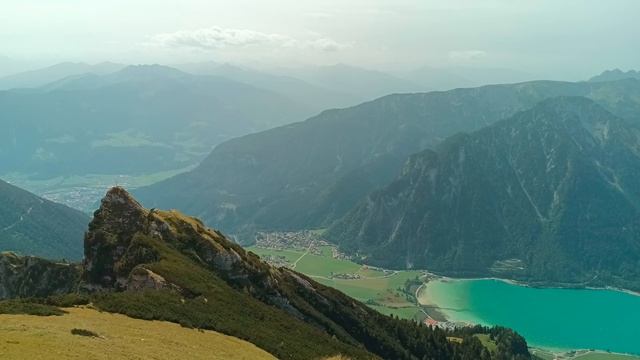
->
<box><xmin>1</xmin><ymin>0</ymin><xmax>639</xmax><ymax>79</ymax></box>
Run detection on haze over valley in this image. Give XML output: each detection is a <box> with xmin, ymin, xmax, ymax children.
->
<box><xmin>1</xmin><ymin>1</ymin><xmax>639</xmax><ymax>359</ymax></box>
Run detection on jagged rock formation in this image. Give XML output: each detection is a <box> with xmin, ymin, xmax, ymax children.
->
<box><xmin>0</xmin><ymin>252</ymin><xmax>80</xmax><ymax>299</ymax></box>
<box><xmin>82</xmin><ymin>188</ymin><xmax>289</xmax><ymax>304</ymax></box>
<box><xmin>328</xmin><ymin>97</ymin><xmax>640</xmax><ymax>290</ymax></box>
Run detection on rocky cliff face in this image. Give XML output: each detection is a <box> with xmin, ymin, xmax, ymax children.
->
<box><xmin>329</xmin><ymin>97</ymin><xmax>640</xmax><ymax>290</ymax></box>
<box><xmin>80</xmin><ymin>187</ymin><xmax>368</xmax><ymax>324</ymax></box>
<box><xmin>0</xmin><ymin>252</ymin><xmax>80</xmax><ymax>299</ymax></box>
<box><xmin>82</xmin><ymin>187</ymin><xmax>278</xmax><ymax>298</ymax></box>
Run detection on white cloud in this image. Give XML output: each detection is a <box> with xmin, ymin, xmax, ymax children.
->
<box><xmin>448</xmin><ymin>50</ymin><xmax>487</xmax><ymax>62</ymax></box>
<box><xmin>307</xmin><ymin>38</ymin><xmax>350</xmax><ymax>52</ymax></box>
<box><xmin>149</xmin><ymin>26</ymin><xmax>348</xmax><ymax>53</ymax></box>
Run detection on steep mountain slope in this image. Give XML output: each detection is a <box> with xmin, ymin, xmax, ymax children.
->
<box><xmin>0</xmin><ymin>65</ymin><xmax>310</xmax><ymax>176</ymax></box>
<box><xmin>0</xmin><ymin>188</ymin><xmax>531</xmax><ymax>360</ymax></box>
<box><xmin>589</xmin><ymin>69</ymin><xmax>640</xmax><ymax>82</ymax></box>
<box><xmin>0</xmin><ymin>62</ymin><xmax>124</xmax><ymax>90</ymax></box>
<box><xmin>328</xmin><ymin>97</ymin><xmax>640</xmax><ymax>290</ymax></box>
<box><xmin>136</xmin><ymin>79</ymin><xmax>640</xmax><ymax>242</ymax></box>
<box><xmin>0</xmin><ymin>180</ymin><xmax>89</xmax><ymax>260</ymax></box>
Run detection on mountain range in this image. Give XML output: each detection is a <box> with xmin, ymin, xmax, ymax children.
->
<box><xmin>135</xmin><ymin>79</ymin><xmax>640</xmax><ymax>243</ymax></box>
<box><xmin>175</xmin><ymin>62</ymin><xmax>361</xmax><ymax>114</ymax></box>
<box><xmin>0</xmin><ymin>62</ymin><xmax>125</xmax><ymax>90</ymax></box>
<box><xmin>0</xmin><ymin>179</ymin><xmax>88</xmax><ymax>260</ymax></box>
<box><xmin>328</xmin><ymin>97</ymin><xmax>640</xmax><ymax>290</ymax></box>
<box><xmin>0</xmin><ymin>188</ymin><xmax>531</xmax><ymax>360</ymax></box>
<box><xmin>0</xmin><ymin>65</ymin><xmax>311</xmax><ymax>176</ymax></box>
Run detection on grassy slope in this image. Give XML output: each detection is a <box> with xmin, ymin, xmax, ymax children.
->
<box><xmin>91</xmin><ymin>232</ymin><xmax>374</xmax><ymax>360</ymax></box>
<box><xmin>247</xmin><ymin>246</ymin><xmax>424</xmax><ymax>319</ymax></box>
<box><xmin>0</xmin><ymin>307</ymin><xmax>276</xmax><ymax>360</ymax></box>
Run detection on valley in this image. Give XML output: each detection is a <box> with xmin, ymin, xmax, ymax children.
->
<box><xmin>1</xmin><ymin>2</ymin><xmax>638</xmax><ymax>359</ymax></box>
<box><xmin>248</xmin><ymin>231</ymin><xmax>640</xmax><ymax>359</ymax></box>
<box><xmin>2</xmin><ymin>166</ymin><xmax>193</xmax><ymax>213</ymax></box>
<box><xmin>247</xmin><ymin>240</ymin><xmax>428</xmax><ymax>321</ymax></box>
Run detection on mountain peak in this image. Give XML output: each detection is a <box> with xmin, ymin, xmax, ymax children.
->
<box><xmin>94</xmin><ymin>186</ymin><xmax>147</xmax><ymax>230</ymax></box>
<box><xmin>589</xmin><ymin>68</ymin><xmax>640</xmax><ymax>82</ymax></box>
<box><xmin>102</xmin><ymin>186</ymin><xmax>144</xmax><ymax>212</ymax></box>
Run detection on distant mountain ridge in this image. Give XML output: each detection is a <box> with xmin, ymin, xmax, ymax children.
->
<box><xmin>0</xmin><ymin>65</ymin><xmax>310</xmax><ymax>176</ymax></box>
<box><xmin>175</xmin><ymin>62</ymin><xmax>360</xmax><ymax>114</ymax></box>
<box><xmin>278</xmin><ymin>63</ymin><xmax>426</xmax><ymax>101</ymax></box>
<box><xmin>589</xmin><ymin>69</ymin><xmax>640</xmax><ymax>82</ymax></box>
<box><xmin>0</xmin><ymin>62</ymin><xmax>124</xmax><ymax>90</ymax></box>
<box><xmin>328</xmin><ymin>97</ymin><xmax>640</xmax><ymax>291</ymax></box>
<box><xmin>136</xmin><ymin>79</ymin><xmax>640</xmax><ymax>243</ymax></box>
<box><xmin>0</xmin><ymin>179</ymin><xmax>89</xmax><ymax>260</ymax></box>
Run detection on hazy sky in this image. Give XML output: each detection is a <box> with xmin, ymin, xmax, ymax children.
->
<box><xmin>1</xmin><ymin>0</ymin><xmax>638</xmax><ymax>79</ymax></box>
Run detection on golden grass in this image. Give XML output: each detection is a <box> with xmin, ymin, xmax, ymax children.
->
<box><xmin>0</xmin><ymin>307</ymin><xmax>276</xmax><ymax>360</ymax></box>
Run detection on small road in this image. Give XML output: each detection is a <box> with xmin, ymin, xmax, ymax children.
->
<box><xmin>290</xmin><ymin>243</ymin><xmax>313</xmax><ymax>270</ymax></box>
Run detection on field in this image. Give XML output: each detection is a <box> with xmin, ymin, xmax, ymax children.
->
<box><xmin>247</xmin><ymin>245</ymin><xmax>426</xmax><ymax>320</ymax></box>
<box><xmin>0</xmin><ymin>307</ymin><xmax>276</xmax><ymax>360</ymax></box>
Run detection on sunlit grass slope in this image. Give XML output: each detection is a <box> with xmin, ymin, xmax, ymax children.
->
<box><xmin>0</xmin><ymin>307</ymin><xmax>276</xmax><ymax>360</ymax></box>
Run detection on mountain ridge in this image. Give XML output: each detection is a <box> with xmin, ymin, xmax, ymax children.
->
<box><xmin>327</xmin><ymin>97</ymin><xmax>640</xmax><ymax>290</ymax></box>
<box><xmin>135</xmin><ymin>79</ymin><xmax>640</xmax><ymax>243</ymax></box>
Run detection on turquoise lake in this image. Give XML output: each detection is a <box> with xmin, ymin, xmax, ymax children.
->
<box><xmin>423</xmin><ymin>279</ymin><xmax>640</xmax><ymax>354</ymax></box>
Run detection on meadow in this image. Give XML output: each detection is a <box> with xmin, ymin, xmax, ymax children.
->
<box><xmin>0</xmin><ymin>307</ymin><xmax>276</xmax><ymax>360</ymax></box>
<box><xmin>247</xmin><ymin>245</ymin><xmax>426</xmax><ymax>320</ymax></box>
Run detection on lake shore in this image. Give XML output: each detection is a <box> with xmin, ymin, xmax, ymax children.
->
<box><xmin>417</xmin><ymin>276</ymin><xmax>640</xmax><ymax>358</ymax></box>
<box><xmin>423</xmin><ymin>272</ymin><xmax>640</xmax><ymax>298</ymax></box>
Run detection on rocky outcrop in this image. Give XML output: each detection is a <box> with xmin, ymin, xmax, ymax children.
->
<box><xmin>127</xmin><ymin>267</ymin><xmax>173</xmax><ymax>292</ymax></box>
<box><xmin>81</xmin><ymin>187</ymin><xmax>281</xmax><ymax>300</ymax></box>
<box><xmin>0</xmin><ymin>252</ymin><xmax>80</xmax><ymax>299</ymax></box>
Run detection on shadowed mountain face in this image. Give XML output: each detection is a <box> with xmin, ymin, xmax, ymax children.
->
<box><xmin>328</xmin><ymin>97</ymin><xmax>640</xmax><ymax>290</ymax></box>
<box><xmin>136</xmin><ymin>79</ymin><xmax>640</xmax><ymax>242</ymax></box>
<box><xmin>0</xmin><ymin>187</ymin><xmax>532</xmax><ymax>360</ymax></box>
<box><xmin>0</xmin><ymin>179</ymin><xmax>89</xmax><ymax>260</ymax></box>
<box><xmin>0</xmin><ymin>65</ymin><xmax>310</xmax><ymax>176</ymax></box>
